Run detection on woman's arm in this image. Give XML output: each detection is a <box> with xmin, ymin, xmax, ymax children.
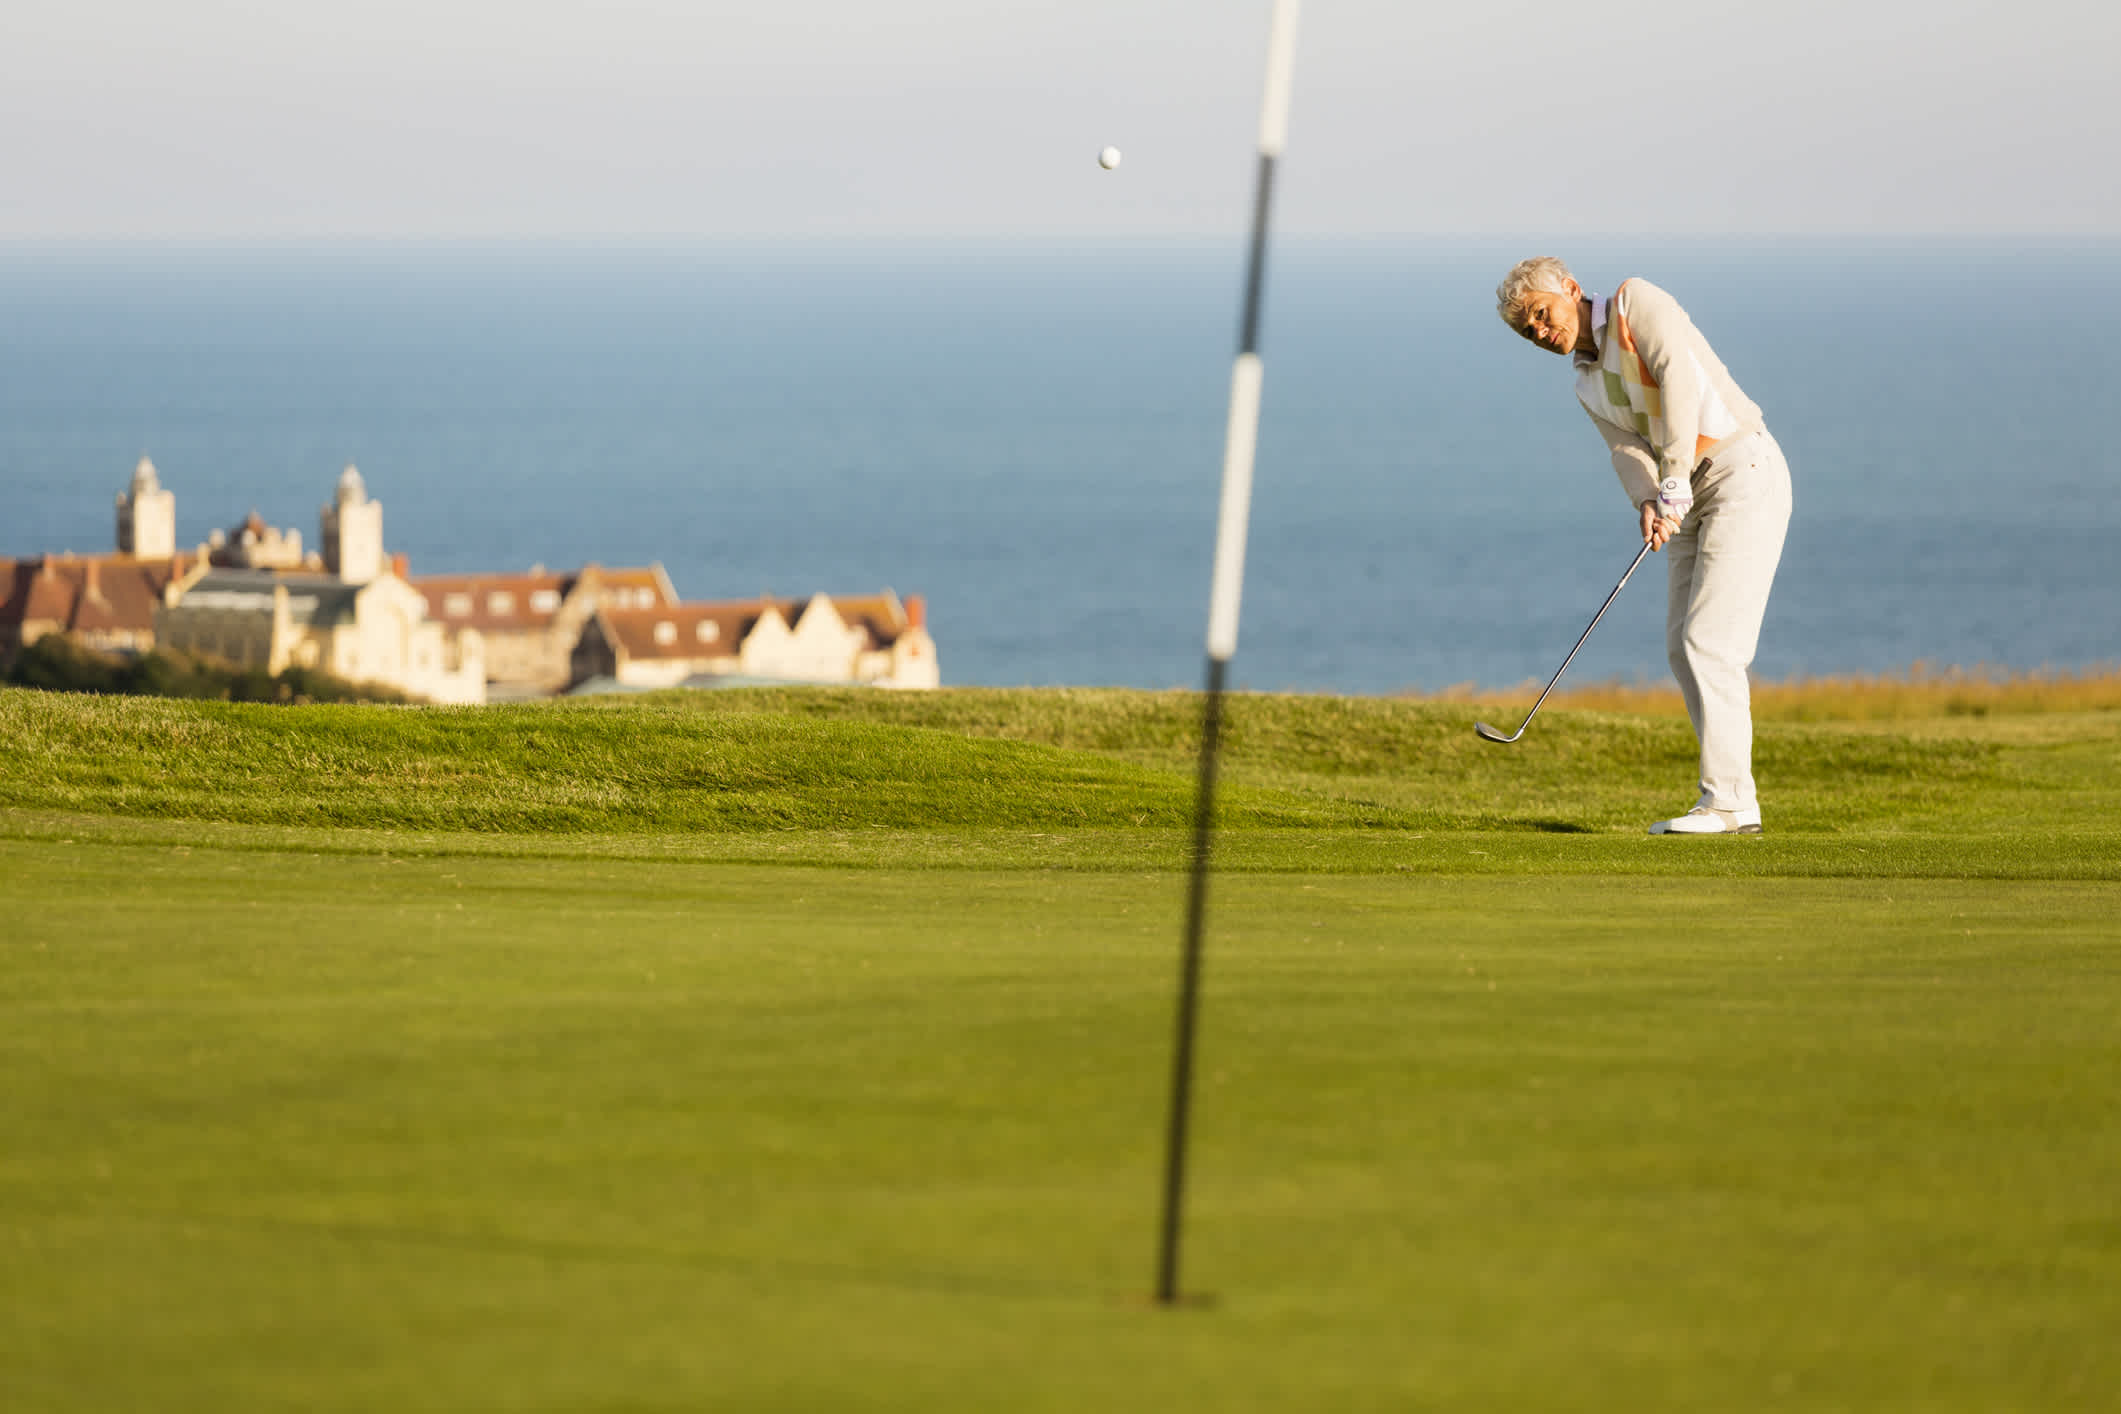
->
<box><xmin>1585</xmin><ymin>407</ymin><xmax>1679</xmax><ymax>548</ymax></box>
<box><xmin>1616</xmin><ymin>279</ymin><xmax>1708</xmax><ymax>483</ymax></box>
<box><xmin>1585</xmin><ymin>403</ymin><xmax>1660</xmax><ymax>508</ymax></box>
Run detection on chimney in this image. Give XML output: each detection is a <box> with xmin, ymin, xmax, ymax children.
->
<box><xmin>904</xmin><ymin>594</ymin><xmax>926</xmax><ymax>629</ymax></box>
<box><xmin>391</xmin><ymin>552</ymin><xmax>409</xmax><ymax>579</ymax></box>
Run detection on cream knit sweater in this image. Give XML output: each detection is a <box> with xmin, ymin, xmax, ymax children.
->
<box><xmin>1574</xmin><ymin>278</ymin><xmax>1766</xmax><ymax>509</ymax></box>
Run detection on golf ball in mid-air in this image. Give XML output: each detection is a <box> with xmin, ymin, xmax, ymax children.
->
<box><xmin>1098</xmin><ymin>146</ymin><xmax>1122</xmax><ymax>170</ymax></box>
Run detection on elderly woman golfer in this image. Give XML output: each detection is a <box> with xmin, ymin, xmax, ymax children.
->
<box><xmin>1497</xmin><ymin>257</ymin><xmax>1792</xmax><ymax>835</ymax></box>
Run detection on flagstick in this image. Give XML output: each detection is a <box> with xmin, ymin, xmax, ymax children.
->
<box><xmin>1156</xmin><ymin>0</ymin><xmax>1302</xmax><ymax>1309</ymax></box>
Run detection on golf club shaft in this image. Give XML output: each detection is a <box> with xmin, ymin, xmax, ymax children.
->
<box><xmin>1514</xmin><ymin>539</ymin><xmax>1655</xmax><ymax>733</ymax></box>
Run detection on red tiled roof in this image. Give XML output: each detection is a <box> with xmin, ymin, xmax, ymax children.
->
<box><xmin>8</xmin><ymin>561</ymin><xmax>78</xmax><ymax>625</ymax></box>
<box><xmin>409</xmin><ymin>563</ymin><xmax>674</xmax><ymax>632</ymax></box>
<box><xmin>0</xmin><ymin>554</ymin><xmax>182</xmax><ymax>635</ymax></box>
<box><xmin>600</xmin><ymin>603</ymin><xmax>757</xmax><ymax>661</ymax></box>
<box><xmin>826</xmin><ymin>593</ymin><xmax>906</xmax><ymax>629</ymax></box>
<box><xmin>410</xmin><ymin>570</ymin><xmax>572</xmax><ymax>631</ymax></box>
<box><xmin>593</xmin><ymin>566</ymin><xmax>672</xmax><ymax>595</ymax></box>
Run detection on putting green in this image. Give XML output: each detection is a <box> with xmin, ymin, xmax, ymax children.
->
<box><xmin>4</xmin><ymin>822</ymin><xmax>2117</xmax><ymax>1411</ymax></box>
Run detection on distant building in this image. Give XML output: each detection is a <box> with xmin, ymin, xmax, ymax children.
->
<box><xmin>4</xmin><ymin>458</ymin><xmax>487</xmax><ymax>702</ymax></box>
<box><xmin>206</xmin><ymin>509</ymin><xmax>309</xmax><ymax>571</ymax></box>
<box><xmin>409</xmin><ymin>563</ymin><xmax>677</xmax><ymax>696</ymax></box>
<box><xmin>571</xmin><ymin>591</ymin><xmax>938</xmax><ymax>690</ymax></box>
<box><xmin>156</xmin><ymin>567</ymin><xmax>485</xmax><ymax>704</ymax></box>
<box><xmin>153</xmin><ymin>463</ymin><xmax>486</xmax><ymax>702</ymax></box>
<box><xmin>3</xmin><ymin>457</ymin><xmax>192</xmax><ymax>666</ymax></box>
<box><xmin>0</xmin><ymin>552</ymin><xmax>192</xmax><ymax>667</ymax></box>
<box><xmin>10</xmin><ymin>458</ymin><xmax>939</xmax><ymax>699</ymax></box>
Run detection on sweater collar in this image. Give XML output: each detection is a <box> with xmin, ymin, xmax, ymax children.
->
<box><xmin>1573</xmin><ymin>292</ymin><xmax>1609</xmax><ymax>370</ymax></box>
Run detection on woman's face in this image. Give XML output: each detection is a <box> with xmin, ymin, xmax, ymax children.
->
<box><xmin>1515</xmin><ymin>279</ymin><xmax>1584</xmax><ymax>356</ymax></box>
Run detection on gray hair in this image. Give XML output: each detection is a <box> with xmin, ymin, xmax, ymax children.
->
<box><xmin>1495</xmin><ymin>256</ymin><xmax>1575</xmax><ymax>330</ymax></box>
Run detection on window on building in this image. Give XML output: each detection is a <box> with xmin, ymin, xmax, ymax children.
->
<box><xmin>488</xmin><ymin>592</ymin><xmax>515</xmax><ymax>616</ymax></box>
<box><xmin>530</xmin><ymin>589</ymin><xmax>560</xmax><ymax>613</ymax></box>
<box><xmin>653</xmin><ymin>621</ymin><xmax>677</xmax><ymax>646</ymax></box>
<box><xmin>696</xmin><ymin>620</ymin><xmax>719</xmax><ymax>643</ymax></box>
<box><xmin>444</xmin><ymin>593</ymin><xmax>472</xmax><ymax>617</ymax></box>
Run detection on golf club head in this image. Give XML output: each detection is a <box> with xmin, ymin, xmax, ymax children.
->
<box><xmin>1473</xmin><ymin>721</ymin><xmax>1519</xmax><ymax>745</ymax></box>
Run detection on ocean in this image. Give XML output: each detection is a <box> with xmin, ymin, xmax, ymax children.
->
<box><xmin>1</xmin><ymin>237</ymin><xmax>2114</xmax><ymax>694</ymax></box>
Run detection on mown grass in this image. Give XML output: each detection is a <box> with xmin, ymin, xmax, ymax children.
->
<box><xmin>3</xmin><ymin>682</ymin><xmax>2118</xmax><ymax>1411</ymax></box>
<box><xmin>3</xmin><ymin>843</ymin><xmax>2117</xmax><ymax>1412</ymax></box>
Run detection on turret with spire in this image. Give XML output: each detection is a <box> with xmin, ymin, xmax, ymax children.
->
<box><xmin>115</xmin><ymin>456</ymin><xmax>176</xmax><ymax>558</ymax></box>
<box><xmin>320</xmin><ymin>463</ymin><xmax>385</xmax><ymax>582</ymax></box>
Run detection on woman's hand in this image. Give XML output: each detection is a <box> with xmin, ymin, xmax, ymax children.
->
<box><xmin>1639</xmin><ymin>499</ymin><xmax>1680</xmax><ymax>551</ymax></box>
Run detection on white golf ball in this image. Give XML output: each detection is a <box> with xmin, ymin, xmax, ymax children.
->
<box><xmin>1098</xmin><ymin>146</ymin><xmax>1122</xmax><ymax>171</ymax></box>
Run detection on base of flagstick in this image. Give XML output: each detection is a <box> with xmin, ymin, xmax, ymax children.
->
<box><xmin>1155</xmin><ymin>653</ymin><xmax>1229</xmax><ymax>1307</ymax></box>
<box><xmin>1122</xmin><ymin>1290</ymin><xmax>1220</xmax><ymax>1311</ymax></box>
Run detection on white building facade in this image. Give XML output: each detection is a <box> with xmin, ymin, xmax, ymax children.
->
<box><xmin>155</xmin><ymin>465</ymin><xmax>487</xmax><ymax>703</ymax></box>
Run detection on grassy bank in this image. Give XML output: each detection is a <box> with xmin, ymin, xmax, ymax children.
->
<box><xmin>6</xmin><ymin>682</ymin><xmax>2116</xmax><ymax>842</ymax></box>
<box><xmin>1428</xmin><ymin>662</ymin><xmax>2121</xmax><ymax>721</ymax></box>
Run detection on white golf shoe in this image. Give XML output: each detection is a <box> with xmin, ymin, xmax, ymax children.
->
<box><xmin>1648</xmin><ymin>804</ymin><xmax>1762</xmax><ymax>835</ymax></box>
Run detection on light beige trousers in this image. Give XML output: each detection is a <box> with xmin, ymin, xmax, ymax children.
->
<box><xmin>1664</xmin><ymin>429</ymin><xmax>1793</xmax><ymax>812</ymax></box>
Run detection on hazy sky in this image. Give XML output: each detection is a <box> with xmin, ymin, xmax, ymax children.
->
<box><xmin>2</xmin><ymin>0</ymin><xmax>2111</xmax><ymax>239</ymax></box>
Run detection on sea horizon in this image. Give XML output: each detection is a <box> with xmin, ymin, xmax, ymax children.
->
<box><xmin>4</xmin><ymin>235</ymin><xmax>2115</xmax><ymax>693</ymax></box>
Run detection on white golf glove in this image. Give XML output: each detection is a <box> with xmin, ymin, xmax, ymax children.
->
<box><xmin>1655</xmin><ymin>475</ymin><xmax>1693</xmax><ymax>525</ymax></box>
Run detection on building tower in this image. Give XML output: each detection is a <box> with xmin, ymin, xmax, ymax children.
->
<box><xmin>115</xmin><ymin>456</ymin><xmax>176</xmax><ymax>558</ymax></box>
<box><xmin>320</xmin><ymin>464</ymin><xmax>384</xmax><ymax>582</ymax></box>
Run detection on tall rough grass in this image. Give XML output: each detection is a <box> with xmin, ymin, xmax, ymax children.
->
<box><xmin>1422</xmin><ymin>664</ymin><xmax>2121</xmax><ymax>721</ymax></box>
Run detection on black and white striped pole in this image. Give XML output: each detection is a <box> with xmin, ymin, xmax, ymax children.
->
<box><xmin>1156</xmin><ymin>0</ymin><xmax>1302</xmax><ymax>1309</ymax></box>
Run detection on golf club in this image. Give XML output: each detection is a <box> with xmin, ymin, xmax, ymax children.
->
<box><xmin>1475</xmin><ymin>538</ymin><xmax>1656</xmax><ymax>744</ymax></box>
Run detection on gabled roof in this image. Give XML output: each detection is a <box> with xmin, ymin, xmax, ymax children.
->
<box><xmin>597</xmin><ymin>602</ymin><xmax>758</xmax><ymax>661</ymax></box>
<box><xmin>595</xmin><ymin>590</ymin><xmax>920</xmax><ymax>662</ymax></box>
<box><xmin>821</xmin><ymin>592</ymin><xmax>923</xmax><ymax>648</ymax></box>
<box><xmin>0</xmin><ymin>554</ymin><xmax>185</xmax><ymax>634</ymax></box>
<box><xmin>826</xmin><ymin>592</ymin><xmax>906</xmax><ymax>630</ymax></box>
<box><xmin>784</xmin><ymin>593</ymin><xmax>924</xmax><ymax>650</ymax></box>
<box><xmin>1</xmin><ymin>560</ymin><xmax>79</xmax><ymax>626</ymax></box>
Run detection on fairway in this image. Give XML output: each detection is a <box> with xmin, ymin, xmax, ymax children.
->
<box><xmin>3</xmin><ymin>687</ymin><xmax>2118</xmax><ymax>1410</ymax></box>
